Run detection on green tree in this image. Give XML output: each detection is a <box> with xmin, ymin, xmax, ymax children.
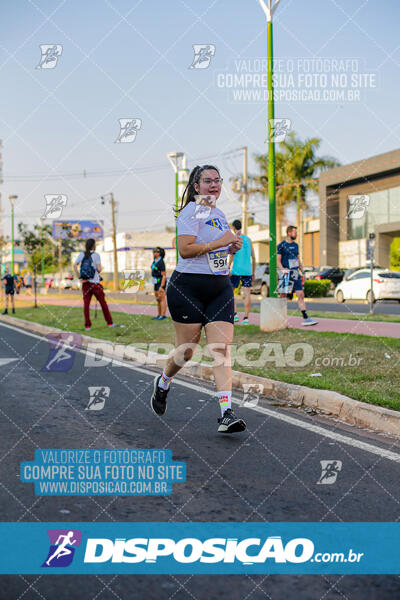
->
<box><xmin>16</xmin><ymin>223</ymin><xmax>80</xmax><ymax>273</ymax></box>
<box><xmin>0</xmin><ymin>234</ymin><xmax>9</xmax><ymax>275</ymax></box>
<box><xmin>279</xmin><ymin>132</ymin><xmax>340</xmax><ymax>238</ymax></box>
<box><xmin>249</xmin><ymin>132</ymin><xmax>340</xmax><ymax>243</ymax></box>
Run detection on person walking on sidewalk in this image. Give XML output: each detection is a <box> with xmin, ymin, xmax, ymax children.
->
<box><xmin>24</xmin><ymin>272</ymin><xmax>33</xmax><ymax>296</ymax></box>
<box><xmin>277</xmin><ymin>225</ymin><xmax>318</xmax><ymax>326</ymax></box>
<box><xmin>151</xmin><ymin>246</ymin><xmax>167</xmax><ymax>321</ymax></box>
<box><xmin>150</xmin><ymin>164</ymin><xmax>247</xmax><ymax>434</ymax></box>
<box><xmin>1</xmin><ymin>270</ymin><xmax>16</xmax><ymax>314</ymax></box>
<box><xmin>74</xmin><ymin>238</ymin><xmax>116</xmax><ymax>331</ymax></box>
<box><xmin>229</xmin><ymin>219</ymin><xmax>255</xmax><ymax>326</ymax></box>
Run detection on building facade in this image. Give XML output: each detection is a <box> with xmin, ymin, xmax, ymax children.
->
<box><xmin>95</xmin><ymin>232</ymin><xmax>175</xmax><ymax>276</ymax></box>
<box><xmin>319</xmin><ymin>148</ymin><xmax>400</xmax><ymax>268</ymax></box>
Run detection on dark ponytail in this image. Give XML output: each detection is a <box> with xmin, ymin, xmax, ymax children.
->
<box><xmin>84</xmin><ymin>238</ymin><xmax>95</xmax><ymax>259</ymax></box>
<box><xmin>176</xmin><ymin>164</ymin><xmax>220</xmax><ymax>216</ymax></box>
<box><xmin>154</xmin><ymin>246</ymin><xmax>165</xmax><ymax>258</ymax></box>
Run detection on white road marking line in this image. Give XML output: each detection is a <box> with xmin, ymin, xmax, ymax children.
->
<box><xmin>1</xmin><ymin>320</ymin><xmax>400</xmax><ymax>463</ymax></box>
<box><xmin>0</xmin><ymin>358</ymin><xmax>18</xmax><ymax>366</ymax></box>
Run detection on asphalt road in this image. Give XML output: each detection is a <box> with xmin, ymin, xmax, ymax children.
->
<box><xmin>1</xmin><ymin>321</ymin><xmax>400</xmax><ymax>599</ymax></box>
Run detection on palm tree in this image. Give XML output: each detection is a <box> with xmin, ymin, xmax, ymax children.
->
<box><xmin>250</xmin><ymin>133</ymin><xmax>340</xmax><ymax>247</ymax></box>
<box><xmin>279</xmin><ymin>132</ymin><xmax>340</xmax><ymax>250</ymax></box>
<box><xmin>251</xmin><ymin>150</ymin><xmax>290</xmax><ymax>242</ymax></box>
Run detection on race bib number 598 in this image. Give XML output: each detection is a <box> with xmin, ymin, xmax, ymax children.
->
<box><xmin>207</xmin><ymin>250</ymin><xmax>228</xmax><ymax>273</ymax></box>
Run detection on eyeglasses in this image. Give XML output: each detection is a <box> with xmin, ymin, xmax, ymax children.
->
<box><xmin>200</xmin><ymin>177</ymin><xmax>223</xmax><ymax>185</ymax></box>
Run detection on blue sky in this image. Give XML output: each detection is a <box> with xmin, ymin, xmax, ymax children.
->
<box><xmin>0</xmin><ymin>0</ymin><xmax>399</xmax><ymax>237</ymax></box>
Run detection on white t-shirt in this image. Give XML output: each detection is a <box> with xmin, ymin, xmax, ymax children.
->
<box><xmin>175</xmin><ymin>202</ymin><xmax>231</xmax><ymax>275</ymax></box>
<box><xmin>75</xmin><ymin>251</ymin><xmax>101</xmax><ymax>283</ymax></box>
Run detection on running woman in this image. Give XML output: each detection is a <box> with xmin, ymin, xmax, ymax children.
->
<box><xmin>277</xmin><ymin>225</ymin><xmax>318</xmax><ymax>326</ymax></box>
<box><xmin>74</xmin><ymin>238</ymin><xmax>116</xmax><ymax>331</ymax></box>
<box><xmin>151</xmin><ymin>246</ymin><xmax>167</xmax><ymax>321</ymax></box>
<box><xmin>229</xmin><ymin>219</ymin><xmax>256</xmax><ymax>325</ymax></box>
<box><xmin>150</xmin><ymin>164</ymin><xmax>247</xmax><ymax>433</ymax></box>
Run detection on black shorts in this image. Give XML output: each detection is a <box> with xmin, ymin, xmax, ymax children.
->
<box><xmin>167</xmin><ymin>271</ymin><xmax>234</xmax><ymax>325</ymax></box>
<box><xmin>5</xmin><ymin>289</ymin><xmax>14</xmax><ymax>296</ymax></box>
<box><xmin>154</xmin><ymin>282</ymin><xmax>166</xmax><ymax>292</ymax></box>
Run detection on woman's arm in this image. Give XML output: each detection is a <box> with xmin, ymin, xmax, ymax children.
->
<box><xmin>178</xmin><ymin>231</ymin><xmax>238</xmax><ymax>259</ymax></box>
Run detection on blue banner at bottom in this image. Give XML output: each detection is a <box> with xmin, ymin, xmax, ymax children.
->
<box><xmin>0</xmin><ymin>522</ymin><xmax>398</xmax><ymax>574</ymax></box>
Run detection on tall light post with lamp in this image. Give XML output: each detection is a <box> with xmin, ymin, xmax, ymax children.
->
<box><xmin>8</xmin><ymin>195</ymin><xmax>17</xmax><ymax>276</ymax></box>
<box><xmin>39</xmin><ymin>217</ymin><xmax>45</xmax><ymax>288</ymax></box>
<box><xmin>257</xmin><ymin>0</ymin><xmax>281</xmax><ymax>298</ymax></box>
<box><xmin>167</xmin><ymin>152</ymin><xmax>188</xmax><ymax>264</ymax></box>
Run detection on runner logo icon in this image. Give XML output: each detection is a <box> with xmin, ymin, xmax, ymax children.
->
<box><xmin>317</xmin><ymin>460</ymin><xmax>342</xmax><ymax>485</ymax></box>
<box><xmin>86</xmin><ymin>386</ymin><xmax>110</xmax><ymax>410</ymax></box>
<box><xmin>115</xmin><ymin>118</ymin><xmax>142</xmax><ymax>143</ymax></box>
<box><xmin>42</xmin><ymin>529</ymin><xmax>82</xmax><ymax>567</ymax></box>
<box><xmin>188</xmin><ymin>44</ymin><xmax>216</xmax><ymax>69</ymax></box>
<box><xmin>42</xmin><ymin>333</ymin><xmax>81</xmax><ymax>372</ymax></box>
<box><xmin>36</xmin><ymin>45</ymin><xmax>63</xmax><ymax>69</ymax></box>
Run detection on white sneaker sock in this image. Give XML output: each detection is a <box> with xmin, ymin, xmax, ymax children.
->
<box><xmin>218</xmin><ymin>390</ymin><xmax>232</xmax><ymax>416</ymax></box>
<box><xmin>158</xmin><ymin>370</ymin><xmax>173</xmax><ymax>391</ymax></box>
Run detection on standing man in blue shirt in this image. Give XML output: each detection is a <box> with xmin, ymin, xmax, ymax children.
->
<box><xmin>229</xmin><ymin>219</ymin><xmax>256</xmax><ymax>325</ymax></box>
<box><xmin>277</xmin><ymin>225</ymin><xmax>318</xmax><ymax>326</ymax></box>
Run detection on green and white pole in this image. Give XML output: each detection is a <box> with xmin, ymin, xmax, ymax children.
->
<box><xmin>258</xmin><ymin>0</ymin><xmax>281</xmax><ymax>297</ymax></box>
<box><xmin>175</xmin><ymin>170</ymin><xmax>179</xmax><ymax>263</ymax></box>
<box><xmin>9</xmin><ymin>195</ymin><xmax>17</xmax><ymax>276</ymax></box>
<box><xmin>167</xmin><ymin>152</ymin><xmax>186</xmax><ymax>265</ymax></box>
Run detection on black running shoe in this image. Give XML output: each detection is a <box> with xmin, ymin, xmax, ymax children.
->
<box><xmin>217</xmin><ymin>408</ymin><xmax>246</xmax><ymax>433</ymax></box>
<box><xmin>151</xmin><ymin>375</ymin><xmax>169</xmax><ymax>416</ymax></box>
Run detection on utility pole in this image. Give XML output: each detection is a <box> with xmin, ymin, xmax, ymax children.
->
<box><xmin>110</xmin><ymin>193</ymin><xmax>119</xmax><ymax>291</ymax></box>
<box><xmin>101</xmin><ymin>193</ymin><xmax>119</xmax><ymax>291</ymax></box>
<box><xmin>242</xmin><ymin>146</ymin><xmax>248</xmax><ymax>234</ymax></box>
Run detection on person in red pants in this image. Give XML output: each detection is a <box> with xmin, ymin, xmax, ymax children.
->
<box><xmin>74</xmin><ymin>238</ymin><xmax>116</xmax><ymax>331</ymax></box>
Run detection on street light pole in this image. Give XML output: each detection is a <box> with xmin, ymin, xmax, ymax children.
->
<box><xmin>8</xmin><ymin>195</ymin><xmax>17</xmax><ymax>276</ymax></box>
<box><xmin>40</xmin><ymin>218</ymin><xmax>45</xmax><ymax>288</ymax></box>
<box><xmin>167</xmin><ymin>152</ymin><xmax>187</xmax><ymax>264</ymax></box>
<box><xmin>242</xmin><ymin>146</ymin><xmax>248</xmax><ymax>235</ymax></box>
<box><xmin>258</xmin><ymin>0</ymin><xmax>281</xmax><ymax>297</ymax></box>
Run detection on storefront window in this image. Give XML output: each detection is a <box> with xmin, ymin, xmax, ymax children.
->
<box><xmin>348</xmin><ymin>185</ymin><xmax>400</xmax><ymax>239</ymax></box>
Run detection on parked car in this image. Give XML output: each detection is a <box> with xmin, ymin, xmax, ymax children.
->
<box><xmin>250</xmin><ymin>264</ymin><xmax>270</xmax><ymax>297</ymax></box>
<box><xmin>303</xmin><ymin>266</ymin><xmax>320</xmax><ymax>280</ymax></box>
<box><xmin>335</xmin><ymin>268</ymin><xmax>400</xmax><ymax>303</ymax></box>
<box><xmin>70</xmin><ymin>278</ymin><xmax>81</xmax><ymax>290</ymax></box>
<box><xmin>52</xmin><ymin>275</ymin><xmax>74</xmax><ymax>289</ymax></box>
<box><xmin>312</xmin><ymin>267</ymin><xmax>345</xmax><ymax>290</ymax></box>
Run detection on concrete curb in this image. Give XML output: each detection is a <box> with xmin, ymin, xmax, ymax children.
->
<box><xmin>2</xmin><ymin>315</ymin><xmax>399</xmax><ymax>438</ymax></box>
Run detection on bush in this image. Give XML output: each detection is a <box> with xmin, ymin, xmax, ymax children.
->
<box><xmin>390</xmin><ymin>237</ymin><xmax>400</xmax><ymax>271</ymax></box>
<box><xmin>304</xmin><ymin>279</ymin><xmax>331</xmax><ymax>297</ymax></box>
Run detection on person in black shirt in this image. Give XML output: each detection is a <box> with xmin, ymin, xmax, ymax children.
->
<box><xmin>2</xmin><ymin>270</ymin><xmax>16</xmax><ymax>314</ymax></box>
<box><xmin>151</xmin><ymin>247</ymin><xmax>167</xmax><ymax>320</ymax></box>
<box><xmin>277</xmin><ymin>225</ymin><xmax>318</xmax><ymax>326</ymax></box>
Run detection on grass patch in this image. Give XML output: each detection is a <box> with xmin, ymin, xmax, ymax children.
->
<box><xmin>9</xmin><ymin>305</ymin><xmax>400</xmax><ymax>412</ymax></box>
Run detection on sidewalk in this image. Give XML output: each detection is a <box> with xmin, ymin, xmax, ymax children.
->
<box><xmin>12</xmin><ymin>293</ymin><xmax>400</xmax><ymax>338</ymax></box>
